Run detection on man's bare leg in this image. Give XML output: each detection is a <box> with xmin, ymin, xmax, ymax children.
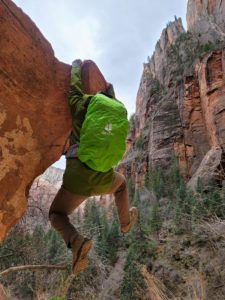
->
<box><xmin>106</xmin><ymin>172</ymin><xmax>138</xmax><ymax>232</ymax></box>
<box><xmin>49</xmin><ymin>187</ymin><xmax>92</xmax><ymax>273</ymax></box>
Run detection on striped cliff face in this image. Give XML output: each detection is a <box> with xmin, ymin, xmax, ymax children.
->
<box><xmin>119</xmin><ymin>2</ymin><xmax>225</xmax><ymax>190</ymax></box>
<box><xmin>187</xmin><ymin>0</ymin><xmax>225</xmax><ymax>44</ymax></box>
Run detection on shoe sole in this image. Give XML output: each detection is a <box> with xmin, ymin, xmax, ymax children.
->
<box><xmin>73</xmin><ymin>239</ymin><xmax>92</xmax><ymax>274</ymax></box>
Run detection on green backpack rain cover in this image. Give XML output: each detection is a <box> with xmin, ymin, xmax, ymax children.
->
<box><xmin>77</xmin><ymin>93</ymin><xmax>129</xmax><ymax>172</ymax></box>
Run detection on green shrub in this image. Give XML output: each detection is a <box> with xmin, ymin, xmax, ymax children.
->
<box><xmin>121</xmin><ymin>233</ymin><xmax>157</xmax><ymax>299</ymax></box>
<box><xmin>134</xmin><ymin>134</ymin><xmax>143</xmax><ymax>149</ymax></box>
<box><xmin>149</xmin><ymin>204</ymin><xmax>162</xmax><ymax>235</ymax></box>
<box><xmin>152</xmin><ymin>78</ymin><xmax>161</xmax><ymax>93</ymax></box>
<box><xmin>145</xmin><ymin>166</ymin><xmax>165</xmax><ymax>199</ymax></box>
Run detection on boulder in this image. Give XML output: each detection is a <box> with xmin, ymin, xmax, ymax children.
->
<box><xmin>0</xmin><ymin>1</ymin><xmax>110</xmax><ymax>242</ymax></box>
<box><xmin>187</xmin><ymin>147</ymin><xmax>223</xmax><ymax>191</ymax></box>
<box><xmin>81</xmin><ymin>60</ymin><xmax>108</xmax><ymax>94</ymax></box>
<box><xmin>0</xmin><ymin>0</ymin><xmax>72</xmax><ymax>242</ymax></box>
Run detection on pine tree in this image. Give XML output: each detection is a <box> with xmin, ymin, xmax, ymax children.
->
<box><xmin>149</xmin><ymin>203</ymin><xmax>162</xmax><ymax>237</ymax></box>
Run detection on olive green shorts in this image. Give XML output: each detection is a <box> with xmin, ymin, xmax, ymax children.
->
<box><xmin>62</xmin><ymin>158</ymin><xmax>115</xmax><ymax>196</ymax></box>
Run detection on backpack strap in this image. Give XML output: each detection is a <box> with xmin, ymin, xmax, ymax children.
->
<box><xmin>65</xmin><ymin>143</ymin><xmax>79</xmax><ymax>159</ymax></box>
<box><xmin>62</xmin><ymin>135</ymin><xmax>70</xmax><ymax>155</ymax></box>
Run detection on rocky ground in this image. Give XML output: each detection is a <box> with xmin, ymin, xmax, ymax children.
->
<box><xmin>97</xmin><ymin>250</ymin><xmax>126</xmax><ymax>300</ymax></box>
<box><xmin>139</xmin><ymin>219</ymin><xmax>225</xmax><ymax>300</ymax></box>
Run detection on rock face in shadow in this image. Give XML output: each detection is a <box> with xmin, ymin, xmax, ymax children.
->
<box><xmin>0</xmin><ymin>0</ymin><xmax>71</xmax><ymax>242</ymax></box>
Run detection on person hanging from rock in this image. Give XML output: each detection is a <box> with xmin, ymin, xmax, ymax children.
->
<box><xmin>49</xmin><ymin>59</ymin><xmax>138</xmax><ymax>274</ymax></box>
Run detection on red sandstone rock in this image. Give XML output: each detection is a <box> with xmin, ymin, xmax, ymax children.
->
<box><xmin>120</xmin><ymin>10</ymin><xmax>225</xmax><ymax>190</ymax></box>
<box><xmin>174</xmin><ymin>70</ymin><xmax>210</xmax><ymax>178</ymax></box>
<box><xmin>0</xmin><ymin>284</ymin><xmax>7</xmax><ymax>300</ymax></box>
<box><xmin>0</xmin><ymin>0</ymin><xmax>72</xmax><ymax>242</ymax></box>
<box><xmin>0</xmin><ymin>2</ymin><xmax>110</xmax><ymax>242</ymax></box>
<box><xmin>81</xmin><ymin>60</ymin><xmax>108</xmax><ymax>94</ymax></box>
<box><xmin>124</xmin><ymin>47</ymin><xmax>225</xmax><ymax>188</ymax></box>
<box><xmin>175</xmin><ymin>49</ymin><xmax>225</xmax><ymax>181</ymax></box>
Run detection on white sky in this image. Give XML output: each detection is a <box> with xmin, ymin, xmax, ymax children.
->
<box><xmin>13</xmin><ymin>0</ymin><xmax>187</xmax><ymax>169</ymax></box>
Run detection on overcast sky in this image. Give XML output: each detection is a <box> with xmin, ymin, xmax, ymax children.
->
<box><xmin>13</xmin><ymin>0</ymin><xmax>187</xmax><ymax>169</ymax></box>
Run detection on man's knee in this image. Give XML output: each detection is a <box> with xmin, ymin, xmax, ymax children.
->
<box><xmin>114</xmin><ymin>178</ymin><xmax>127</xmax><ymax>194</ymax></box>
<box><xmin>49</xmin><ymin>212</ymin><xmax>57</xmax><ymax>224</ymax></box>
<box><xmin>49</xmin><ymin>212</ymin><xmax>63</xmax><ymax>227</ymax></box>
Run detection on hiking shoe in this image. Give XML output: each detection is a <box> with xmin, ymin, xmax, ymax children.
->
<box><xmin>120</xmin><ymin>207</ymin><xmax>138</xmax><ymax>234</ymax></box>
<box><xmin>72</xmin><ymin>237</ymin><xmax>92</xmax><ymax>274</ymax></box>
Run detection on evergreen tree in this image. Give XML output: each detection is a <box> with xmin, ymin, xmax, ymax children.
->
<box><xmin>149</xmin><ymin>203</ymin><xmax>162</xmax><ymax>236</ymax></box>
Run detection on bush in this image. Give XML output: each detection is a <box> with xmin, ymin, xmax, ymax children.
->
<box><xmin>152</xmin><ymin>78</ymin><xmax>161</xmax><ymax>93</ymax></box>
<box><xmin>134</xmin><ymin>134</ymin><xmax>143</xmax><ymax>149</ymax></box>
<box><xmin>121</xmin><ymin>230</ymin><xmax>157</xmax><ymax>299</ymax></box>
<box><xmin>143</xmin><ymin>162</ymin><xmax>225</xmax><ymax>234</ymax></box>
<box><xmin>167</xmin><ymin>32</ymin><xmax>220</xmax><ymax>78</ymax></box>
<box><xmin>145</xmin><ymin>166</ymin><xmax>165</xmax><ymax>199</ymax></box>
<box><xmin>149</xmin><ymin>204</ymin><xmax>162</xmax><ymax>235</ymax></box>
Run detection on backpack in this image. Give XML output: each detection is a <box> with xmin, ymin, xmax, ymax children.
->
<box><xmin>77</xmin><ymin>93</ymin><xmax>129</xmax><ymax>172</ymax></box>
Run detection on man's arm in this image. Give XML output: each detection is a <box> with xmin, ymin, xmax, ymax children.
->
<box><xmin>69</xmin><ymin>59</ymin><xmax>84</xmax><ymax>111</ymax></box>
<box><xmin>106</xmin><ymin>83</ymin><xmax>116</xmax><ymax>98</ymax></box>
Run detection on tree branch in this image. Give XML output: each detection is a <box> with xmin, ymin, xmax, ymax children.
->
<box><xmin>0</xmin><ymin>264</ymin><xmax>68</xmax><ymax>277</ymax></box>
<box><xmin>0</xmin><ymin>254</ymin><xmax>15</xmax><ymax>259</ymax></box>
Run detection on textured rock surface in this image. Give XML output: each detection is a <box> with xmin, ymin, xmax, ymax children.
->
<box><xmin>41</xmin><ymin>166</ymin><xmax>64</xmax><ymax>190</ymax></box>
<box><xmin>0</xmin><ymin>284</ymin><xmax>7</xmax><ymax>300</ymax></box>
<box><xmin>17</xmin><ymin>166</ymin><xmax>63</xmax><ymax>232</ymax></box>
<box><xmin>81</xmin><ymin>60</ymin><xmax>108</xmax><ymax>95</ymax></box>
<box><xmin>121</xmin><ymin>19</ymin><xmax>185</xmax><ymax>188</ymax></box>
<box><xmin>147</xmin><ymin>18</ymin><xmax>185</xmax><ymax>85</ymax></box>
<box><xmin>121</xmin><ymin>1</ymin><xmax>225</xmax><ymax>189</ymax></box>
<box><xmin>175</xmin><ymin>49</ymin><xmax>225</xmax><ymax>178</ymax></box>
<box><xmin>187</xmin><ymin>0</ymin><xmax>225</xmax><ymax>44</ymax></box>
<box><xmin>0</xmin><ymin>0</ymin><xmax>71</xmax><ymax>242</ymax></box>
<box><xmin>120</xmin><ymin>19</ymin><xmax>186</xmax><ymax>188</ymax></box>
<box><xmin>0</xmin><ymin>2</ymin><xmax>111</xmax><ymax>242</ymax></box>
<box><xmin>187</xmin><ymin>147</ymin><xmax>223</xmax><ymax>191</ymax></box>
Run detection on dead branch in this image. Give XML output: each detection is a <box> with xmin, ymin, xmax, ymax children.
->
<box><xmin>26</xmin><ymin>204</ymin><xmax>46</xmax><ymax>217</ymax></box>
<box><xmin>0</xmin><ymin>254</ymin><xmax>15</xmax><ymax>259</ymax></box>
<box><xmin>0</xmin><ymin>264</ymin><xmax>68</xmax><ymax>277</ymax></box>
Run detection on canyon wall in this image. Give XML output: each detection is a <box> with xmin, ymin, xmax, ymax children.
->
<box><xmin>187</xmin><ymin>0</ymin><xmax>225</xmax><ymax>44</ymax></box>
<box><xmin>121</xmin><ymin>0</ymin><xmax>225</xmax><ymax>189</ymax></box>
